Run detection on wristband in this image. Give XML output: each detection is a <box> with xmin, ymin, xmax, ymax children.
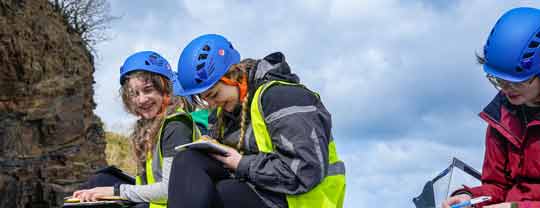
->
<box><xmin>113</xmin><ymin>183</ymin><xmax>121</xmax><ymax>196</ymax></box>
<box><xmin>510</xmin><ymin>202</ymin><xmax>518</xmax><ymax>208</ymax></box>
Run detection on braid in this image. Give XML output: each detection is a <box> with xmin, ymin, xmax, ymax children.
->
<box><xmin>208</xmin><ymin>58</ymin><xmax>257</xmax><ymax>150</ymax></box>
<box><xmin>236</xmin><ymin>92</ymin><xmax>250</xmax><ymax>150</ymax></box>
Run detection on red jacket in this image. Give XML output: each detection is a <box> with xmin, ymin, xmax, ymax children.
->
<box><xmin>462</xmin><ymin>92</ymin><xmax>540</xmax><ymax>208</ymax></box>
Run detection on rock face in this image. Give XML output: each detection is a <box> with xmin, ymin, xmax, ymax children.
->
<box><xmin>0</xmin><ymin>0</ymin><xmax>107</xmax><ymax>207</ymax></box>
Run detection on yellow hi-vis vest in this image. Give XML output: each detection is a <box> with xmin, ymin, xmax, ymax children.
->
<box><xmin>251</xmin><ymin>80</ymin><xmax>346</xmax><ymax>208</ymax></box>
<box><xmin>135</xmin><ymin>109</ymin><xmax>200</xmax><ymax>208</ymax></box>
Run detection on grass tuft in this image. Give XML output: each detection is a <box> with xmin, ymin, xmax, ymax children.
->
<box><xmin>105</xmin><ymin>131</ymin><xmax>137</xmax><ymax>176</ymax></box>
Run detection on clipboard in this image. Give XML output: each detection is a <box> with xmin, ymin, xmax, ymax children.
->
<box><xmin>63</xmin><ymin>196</ymin><xmax>134</xmax><ymax>207</ymax></box>
<box><xmin>174</xmin><ymin>140</ymin><xmax>229</xmax><ymax>156</ymax></box>
<box><xmin>413</xmin><ymin>157</ymin><xmax>482</xmax><ymax>208</ymax></box>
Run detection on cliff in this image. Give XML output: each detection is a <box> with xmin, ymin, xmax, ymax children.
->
<box><xmin>0</xmin><ymin>0</ymin><xmax>107</xmax><ymax>207</ymax></box>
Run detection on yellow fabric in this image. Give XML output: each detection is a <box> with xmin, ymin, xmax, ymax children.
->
<box><xmin>135</xmin><ymin>108</ymin><xmax>199</xmax><ymax>208</ymax></box>
<box><xmin>250</xmin><ymin>80</ymin><xmax>346</xmax><ymax>208</ymax></box>
<box><xmin>250</xmin><ymin>84</ymin><xmax>274</xmax><ymax>153</ymax></box>
<box><xmin>145</xmin><ymin>154</ymin><xmax>166</xmax><ymax>208</ymax></box>
<box><xmin>328</xmin><ymin>141</ymin><xmax>339</xmax><ymax>164</ymax></box>
<box><xmin>148</xmin><ymin>202</ymin><xmax>166</xmax><ymax>208</ymax></box>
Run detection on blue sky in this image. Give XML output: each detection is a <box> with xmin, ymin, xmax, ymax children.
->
<box><xmin>92</xmin><ymin>1</ymin><xmax>540</xmax><ymax>207</ymax></box>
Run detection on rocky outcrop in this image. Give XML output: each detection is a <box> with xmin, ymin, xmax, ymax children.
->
<box><xmin>0</xmin><ymin>0</ymin><xmax>107</xmax><ymax>207</ymax></box>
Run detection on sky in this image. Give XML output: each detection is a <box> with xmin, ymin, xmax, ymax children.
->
<box><xmin>92</xmin><ymin>1</ymin><xmax>540</xmax><ymax>207</ymax></box>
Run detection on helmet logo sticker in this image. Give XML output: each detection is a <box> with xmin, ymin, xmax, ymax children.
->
<box><xmin>218</xmin><ymin>49</ymin><xmax>225</xmax><ymax>56</ymax></box>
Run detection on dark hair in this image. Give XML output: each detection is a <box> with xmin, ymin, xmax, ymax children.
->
<box><xmin>475</xmin><ymin>52</ymin><xmax>486</xmax><ymax>65</ymax></box>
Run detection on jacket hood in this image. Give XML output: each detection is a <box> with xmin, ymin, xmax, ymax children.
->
<box><xmin>248</xmin><ymin>52</ymin><xmax>300</xmax><ymax>91</ymax></box>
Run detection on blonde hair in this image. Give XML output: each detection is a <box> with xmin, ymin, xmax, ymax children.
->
<box><xmin>119</xmin><ymin>71</ymin><xmax>191</xmax><ymax>173</ymax></box>
<box><xmin>211</xmin><ymin>59</ymin><xmax>257</xmax><ymax>150</ymax></box>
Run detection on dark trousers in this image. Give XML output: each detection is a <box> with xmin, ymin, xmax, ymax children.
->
<box><xmin>79</xmin><ymin>166</ymin><xmax>148</xmax><ymax>208</ymax></box>
<box><xmin>168</xmin><ymin>150</ymin><xmax>268</xmax><ymax>208</ymax></box>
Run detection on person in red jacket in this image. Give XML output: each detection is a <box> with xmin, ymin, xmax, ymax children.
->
<box><xmin>442</xmin><ymin>7</ymin><xmax>540</xmax><ymax>208</ymax></box>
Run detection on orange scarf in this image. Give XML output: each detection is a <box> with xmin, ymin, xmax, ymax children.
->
<box><xmin>219</xmin><ymin>72</ymin><xmax>248</xmax><ymax>102</ymax></box>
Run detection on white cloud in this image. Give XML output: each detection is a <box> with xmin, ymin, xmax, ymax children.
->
<box><xmin>93</xmin><ymin>0</ymin><xmax>540</xmax><ymax>207</ymax></box>
<box><xmin>337</xmin><ymin>137</ymin><xmax>483</xmax><ymax>207</ymax></box>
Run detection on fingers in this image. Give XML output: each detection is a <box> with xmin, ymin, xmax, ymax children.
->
<box><xmin>84</xmin><ymin>191</ymin><xmax>101</xmax><ymax>202</ymax></box>
<box><xmin>441</xmin><ymin>199</ymin><xmax>454</xmax><ymax>208</ymax></box>
<box><xmin>72</xmin><ymin>190</ymin><xmax>81</xmax><ymax>198</ymax></box>
<box><xmin>71</xmin><ymin>188</ymin><xmax>101</xmax><ymax>202</ymax></box>
<box><xmin>91</xmin><ymin>192</ymin><xmax>101</xmax><ymax>202</ymax></box>
<box><xmin>442</xmin><ymin>194</ymin><xmax>471</xmax><ymax>208</ymax></box>
<box><xmin>72</xmin><ymin>189</ymin><xmax>88</xmax><ymax>201</ymax></box>
<box><xmin>80</xmin><ymin>191</ymin><xmax>93</xmax><ymax>202</ymax></box>
<box><xmin>210</xmin><ymin>153</ymin><xmax>235</xmax><ymax>170</ymax></box>
<box><xmin>210</xmin><ymin>153</ymin><xmax>226</xmax><ymax>161</ymax></box>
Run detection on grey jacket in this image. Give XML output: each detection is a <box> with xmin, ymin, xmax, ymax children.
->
<box><xmin>119</xmin><ymin>120</ymin><xmax>192</xmax><ymax>203</ymax></box>
<box><xmin>217</xmin><ymin>52</ymin><xmax>338</xmax><ymax>208</ymax></box>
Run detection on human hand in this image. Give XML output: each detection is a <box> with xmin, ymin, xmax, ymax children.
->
<box><xmin>211</xmin><ymin>145</ymin><xmax>242</xmax><ymax>170</ymax></box>
<box><xmin>199</xmin><ymin>135</ymin><xmax>219</xmax><ymax>143</ymax></box>
<box><xmin>442</xmin><ymin>194</ymin><xmax>472</xmax><ymax>208</ymax></box>
<box><xmin>484</xmin><ymin>202</ymin><xmax>515</xmax><ymax>208</ymax></box>
<box><xmin>72</xmin><ymin>186</ymin><xmax>114</xmax><ymax>202</ymax></box>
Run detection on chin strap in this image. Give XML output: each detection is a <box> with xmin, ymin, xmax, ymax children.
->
<box><xmin>219</xmin><ymin>71</ymin><xmax>248</xmax><ymax>102</ymax></box>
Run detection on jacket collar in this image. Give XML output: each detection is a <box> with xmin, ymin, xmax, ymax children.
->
<box><xmin>481</xmin><ymin>92</ymin><xmax>524</xmax><ymax>148</ymax></box>
<box><xmin>480</xmin><ymin>92</ymin><xmax>540</xmax><ymax>148</ymax></box>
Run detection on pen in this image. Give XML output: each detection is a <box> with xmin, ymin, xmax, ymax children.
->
<box><xmin>451</xmin><ymin>196</ymin><xmax>491</xmax><ymax>208</ymax></box>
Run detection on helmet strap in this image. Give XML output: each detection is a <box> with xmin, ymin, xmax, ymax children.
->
<box><xmin>220</xmin><ymin>72</ymin><xmax>248</xmax><ymax>102</ymax></box>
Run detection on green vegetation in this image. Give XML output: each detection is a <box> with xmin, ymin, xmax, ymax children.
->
<box><xmin>105</xmin><ymin>132</ymin><xmax>137</xmax><ymax>175</ymax></box>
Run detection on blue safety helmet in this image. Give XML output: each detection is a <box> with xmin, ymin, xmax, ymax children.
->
<box><xmin>119</xmin><ymin>51</ymin><xmax>174</xmax><ymax>85</ymax></box>
<box><xmin>171</xmin><ymin>72</ymin><xmax>193</xmax><ymax>103</ymax></box>
<box><xmin>176</xmin><ymin>34</ymin><xmax>240</xmax><ymax>96</ymax></box>
<box><xmin>483</xmin><ymin>7</ymin><xmax>540</xmax><ymax>82</ymax></box>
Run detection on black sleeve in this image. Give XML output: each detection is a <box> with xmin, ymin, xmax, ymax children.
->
<box><xmin>236</xmin><ymin>84</ymin><xmax>331</xmax><ymax>194</ymax></box>
<box><xmin>261</xmin><ymin>84</ymin><xmax>319</xmax><ymax>115</ymax></box>
<box><xmin>160</xmin><ymin>120</ymin><xmax>193</xmax><ymax>157</ymax></box>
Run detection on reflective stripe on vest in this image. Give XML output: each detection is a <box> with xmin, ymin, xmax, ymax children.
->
<box><xmin>251</xmin><ymin>80</ymin><xmax>346</xmax><ymax>208</ymax></box>
<box><xmin>135</xmin><ymin>108</ymin><xmax>200</xmax><ymax>208</ymax></box>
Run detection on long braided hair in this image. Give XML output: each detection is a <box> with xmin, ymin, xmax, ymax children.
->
<box><xmin>120</xmin><ymin>71</ymin><xmax>191</xmax><ymax>174</ymax></box>
<box><xmin>211</xmin><ymin>59</ymin><xmax>257</xmax><ymax>150</ymax></box>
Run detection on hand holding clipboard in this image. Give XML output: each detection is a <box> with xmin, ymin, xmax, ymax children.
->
<box><xmin>174</xmin><ymin>137</ymin><xmax>229</xmax><ymax>156</ymax></box>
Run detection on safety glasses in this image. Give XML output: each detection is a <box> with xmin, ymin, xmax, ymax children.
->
<box><xmin>486</xmin><ymin>74</ymin><xmax>536</xmax><ymax>90</ymax></box>
<box><xmin>191</xmin><ymin>94</ymin><xmax>209</xmax><ymax>109</ymax></box>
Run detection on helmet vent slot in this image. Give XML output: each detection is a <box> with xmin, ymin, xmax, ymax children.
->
<box><xmin>536</xmin><ymin>31</ymin><xmax>540</xmax><ymax>38</ymax></box>
<box><xmin>202</xmin><ymin>45</ymin><xmax>211</xmax><ymax>51</ymax></box>
<box><xmin>196</xmin><ymin>63</ymin><xmax>206</xmax><ymax>71</ymax></box>
<box><xmin>529</xmin><ymin>41</ymin><xmax>540</xmax><ymax>48</ymax></box>
<box><xmin>195</xmin><ymin>78</ymin><xmax>203</xmax><ymax>84</ymax></box>
<box><xmin>145</xmin><ymin>61</ymin><xmax>150</xmax><ymax>65</ymax></box>
<box><xmin>516</xmin><ymin>66</ymin><xmax>524</xmax><ymax>72</ymax></box>
<box><xmin>198</xmin><ymin>54</ymin><xmax>208</xmax><ymax>60</ymax></box>
<box><xmin>523</xmin><ymin>52</ymin><xmax>535</xmax><ymax>59</ymax></box>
